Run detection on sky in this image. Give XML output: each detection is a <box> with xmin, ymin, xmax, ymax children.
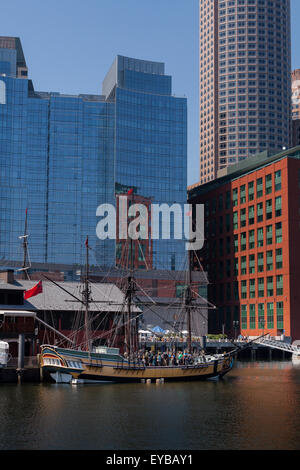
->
<box><xmin>1</xmin><ymin>0</ymin><xmax>300</xmax><ymax>186</ymax></box>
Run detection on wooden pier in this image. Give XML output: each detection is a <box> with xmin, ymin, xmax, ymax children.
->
<box><xmin>0</xmin><ymin>356</ymin><xmax>41</xmax><ymax>384</ymax></box>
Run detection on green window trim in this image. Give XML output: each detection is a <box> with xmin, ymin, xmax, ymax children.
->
<box><xmin>241</xmin><ymin>280</ymin><xmax>247</xmax><ymax>299</ymax></box>
<box><xmin>276</xmin><ymin>274</ymin><xmax>283</xmax><ymax>296</ymax></box>
<box><xmin>276</xmin><ymin>301</ymin><xmax>284</xmax><ymax>329</ymax></box>
<box><xmin>276</xmin><ymin>248</ymin><xmax>283</xmax><ymax>269</ymax></box>
<box><xmin>241</xmin><ymin>304</ymin><xmax>247</xmax><ymax>329</ymax></box>
<box><xmin>249</xmin><ymin>304</ymin><xmax>256</xmax><ymax>329</ymax></box>
<box><xmin>248</xmin><ymin>181</ymin><xmax>254</xmax><ymax>201</ymax></box>
<box><xmin>258</xmin><ymin>303</ymin><xmax>265</xmax><ymax>329</ymax></box>
<box><xmin>257</xmin><ymin>252</ymin><xmax>264</xmax><ymax>273</ymax></box>
<box><xmin>257</xmin><ymin>227</ymin><xmax>264</xmax><ymax>247</ymax></box>
<box><xmin>266</xmin><ymin>250</ymin><xmax>273</xmax><ymax>271</ymax></box>
<box><xmin>275</xmin><ymin>170</ymin><xmax>281</xmax><ymax>191</ymax></box>
<box><xmin>249</xmin><ymin>254</ymin><xmax>255</xmax><ymax>274</ymax></box>
<box><xmin>267</xmin><ymin>302</ymin><xmax>274</xmax><ymax>329</ymax></box>
<box><xmin>265</xmin><ymin>174</ymin><xmax>272</xmax><ymax>194</ymax></box>
<box><xmin>256</xmin><ymin>177</ymin><xmax>263</xmax><ymax>198</ymax></box>
<box><xmin>275</xmin><ymin>222</ymin><xmax>282</xmax><ymax>244</ymax></box>
<box><xmin>241</xmin><ymin>256</ymin><xmax>247</xmax><ymax>275</ymax></box>
<box><xmin>266</xmin><ymin>225</ymin><xmax>273</xmax><ymax>245</ymax></box>
<box><xmin>267</xmin><ymin>276</ymin><xmax>273</xmax><ymax>297</ymax></box>
<box><xmin>257</xmin><ymin>202</ymin><xmax>263</xmax><ymax>222</ymax></box>
<box><xmin>248</xmin><ymin>205</ymin><xmax>255</xmax><ymax>225</ymax></box>
<box><xmin>249</xmin><ymin>278</ymin><xmax>256</xmax><ymax>298</ymax></box>
<box><xmin>258</xmin><ymin>277</ymin><xmax>264</xmax><ymax>297</ymax></box>
<box><xmin>275</xmin><ymin>196</ymin><xmax>282</xmax><ymax>217</ymax></box>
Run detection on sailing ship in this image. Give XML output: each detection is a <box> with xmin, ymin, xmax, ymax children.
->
<box><xmin>39</xmin><ymin>233</ymin><xmax>237</xmax><ymax>384</ymax></box>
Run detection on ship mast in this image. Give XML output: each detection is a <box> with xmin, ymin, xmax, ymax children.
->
<box><xmin>82</xmin><ymin>236</ymin><xmax>91</xmax><ymax>352</ymax></box>
<box><xmin>21</xmin><ymin>208</ymin><xmax>30</xmax><ymax>280</ymax></box>
<box><xmin>185</xmin><ymin>249</ymin><xmax>193</xmax><ymax>355</ymax></box>
<box><xmin>124</xmin><ymin>188</ymin><xmax>138</xmax><ymax>357</ymax></box>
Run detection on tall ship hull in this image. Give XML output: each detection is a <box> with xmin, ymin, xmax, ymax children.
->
<box><xmin>40</xmin><ymin>345</ymin><xmax>234</xmax><ymax>384</ymax></box>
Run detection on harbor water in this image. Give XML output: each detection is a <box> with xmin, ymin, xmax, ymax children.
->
<box><xmin>1</xmin><ymin>360</ymin><xmax>300</xmax><ymax>450</ymax></box>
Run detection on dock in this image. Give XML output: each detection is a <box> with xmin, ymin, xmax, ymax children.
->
<box><xmin>0</xmin><ymin>356</ymin><xmax>41</xmax><ymax>384</ymax></box>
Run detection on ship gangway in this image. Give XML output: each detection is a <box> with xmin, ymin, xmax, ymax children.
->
<box><xmin>255</xmin><ymin>337</ymin><xmax>300</xmax><ymax>361</ymax></box>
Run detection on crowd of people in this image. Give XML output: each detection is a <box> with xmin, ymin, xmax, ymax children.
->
<box><xmin>124</xmin><ymin>349</ymin><xmax>210</xmax><ymax>367</ymax></box>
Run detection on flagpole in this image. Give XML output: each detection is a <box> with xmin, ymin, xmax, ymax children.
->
<box><xmin>22</xmin><ymin>208</ymin><xmax>30</xmax><ymax>280</ymax></box>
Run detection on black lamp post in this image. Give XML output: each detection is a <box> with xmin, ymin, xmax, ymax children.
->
<box><xmin>233</xmin><ymin>320</ymin><xmax>239</xmax><ymax>341</ymax></box>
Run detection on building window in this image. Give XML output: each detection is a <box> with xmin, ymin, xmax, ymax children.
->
<box><xmin>249</xmin><ymin>229</ymin><xmax>255</xmax><ymax>249</ymax></box>
<box><xmin>249</xmin><ymin>278</ymin><xmax>256</xmax><ymax>299</ymax></box>
<box><xmin>266</xmin><ymin>225</ymin><xmax>273</xmax><ymax>245</ymax></box>
<box><xmin>266</xmin><ymin>250</ymin><xmax>273</xmax><ymax>271</ymax></box>
<box><xmin>256</xmin><ymin>177</ymin><xmax>263</xmax><ymax>198</ymax></box>
<box><xmin>275</xmin><ymin>196</ymin><xmax>282</xmax><ymax>217</ymax></box>
<box><xmin>275</xmin><ymin>222</ymin><xmax>282</xmax><ymax>244</ymax></box>
<box><xmin>176</xmin><ymin>285</ymin><xmax>187</xmax><ymax>298</ymax></box>
<box><xmin>276</xmin><ymin>302</ymin><xmax>284</xmax><ymax>330</ymax></box>
<box><xmin>276</xmin><ymin>248</ymin><xmax>283</xmax><ymax>269</ymax></box>
<box><xmin>258</xmin><ymin>277</ymin><xmax>264</xmax><ymax>297</ymax></box>
<box><xmin>248</xmin><ymin>181</ymin><xmax>254</xmax><ymax>201</ymax></box>
<box><xmin>241</xmin><ymin>232</ymin><xmax>247</xmax><ymax>251</ymax></box>
<box><xmin>241</xmin><ymin>304</ymin><xmax>247</xmax><ymax>329</ymax></box>
<box><xmin>257</xmin><ymin>227</ymin><xmax>264</xmax><ymax>247</ymax></box>
<box><xmin>267</xmin><ymin>302</ymin><xmax>274</xmax><ymax>329</ymax></box>
<box><xmin>240</xmin><ymin>208</ymin><xmax>246</xmax><ymax>227</ymax></box>
<box><xmin>240</xmin><ymin>185</ymin><xmax>246</xmax><ymax>204</ymax></box>
<box><xmin>248</xmin><ymin>205</ymin><xmax>255</xmax><ymax>225</ymax></box>
<box><xmin>234</xmin><ymin>234</ymin><xmax>239</xmax><ymax>252</ymax></box>
<box><xmin>276</xmin><ymin>274</ymin><xmax>283</xmax><ymax>296</ymax></box>
<box><xmin>249</xmin><ymin>254</ymin><xmax>255</xmax><ymax>274</ymax></box>
<box><xmin>267</xmin><ymin>276</ymin><xmax>273</xmax><ymax>297</ymax></box>
<box><xmin>249</xmin><ymin>304</ymin><xmax>256</xmax><ymax>329</ymax></box>
<box><xmin>275</xmin><ymin>170</ymin><xmax>281</xmax><ymax>191</ymax></box>
<box><xmin>232</xmin><ymin>188</ymin><xmax>238</xmax><ymax>207</ymax></box>
<box><xmin>233</xmin><ymin>212</ymin><xmax>238</xmax><ymax>230</ymax></box>
<box><xmin>257</xmin><ymin>202</ymin><xmax>263</xmax><ymax>222</ymax></box>
<box><xmin>257</xmin><ymin>252</ymin><xmax>264</xmax><ymax>273</ymax></box>
<box><xmin>241</xmin><ymin>280</ymin><xmax>247</xmax><ymax>299</ymax></box>
<box><xmin>241</xmin><ymin>256</ymin><xmax>247</xmax><ymax>275</ymax></box>
<box><xmin>266</xmin><ymin>199</ymin><xmax>272</xmax><ymax>220</ymax></box>
<box><xmin>265</xmin><ymin>174</ymin><xmax>272</xmax><ymax>194</ymax></box>
<box><xmin>258</xmin><ymin>303</ymin><xmax>265</xmax><ymax>329</ymax></box>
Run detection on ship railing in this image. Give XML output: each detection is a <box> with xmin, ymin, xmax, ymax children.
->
<box><xmin>85</xmin><ymin>357</ymin><xmax>103</xmax><ymax>368</ymax></box>
<box><xmin>115</xmin><ymin>359</ymin><xmax>146</xmax><ymax>370</ymax></box>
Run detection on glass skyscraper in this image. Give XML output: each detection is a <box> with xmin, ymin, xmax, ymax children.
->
<box><xmin>0</xmin><ymin>38</ymin><xmax>187</xmax><ymax>271</ymax></box>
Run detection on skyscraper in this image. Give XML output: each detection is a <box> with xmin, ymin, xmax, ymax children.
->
<box><xmin>0</xmin><ymin>38</ymin><xmax>187</xmax><ymax>271</ymax></box>
<box><xmin>199</xmin><ymin>0</ymin><xmax>291</xmax><ymax>185</ymax></box>
<box><xmin>292</xmin><ymin>69</ymin><xmax>300</xmax><ymax>120</ymax></box>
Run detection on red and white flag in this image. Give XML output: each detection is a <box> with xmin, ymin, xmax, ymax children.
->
<box><xmin>24</xmin><ymin>280</ymin><xmax>43</xmax><ymax>300</ymax></box>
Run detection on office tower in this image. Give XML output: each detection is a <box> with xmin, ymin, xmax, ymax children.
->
<box><xmin>0</xmin><ymin>38</ymin><xmax>187</xmax><ymax>270</ymax></box>
<box><xmin>199</xmin><ymin>0</ymin><xmax>291</xmax><ymax>185</ymax></box>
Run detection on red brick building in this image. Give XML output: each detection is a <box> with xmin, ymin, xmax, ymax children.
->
<box><xmin>188</xmin><ymin>147</ymin><xmax>300</xmax><ymax>341</ymax></box>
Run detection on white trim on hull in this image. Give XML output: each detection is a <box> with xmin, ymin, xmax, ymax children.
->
<box><xmin>50</xmin><ymin>371</ymin><xmax>73</xmax><ymax>383</ymax></box>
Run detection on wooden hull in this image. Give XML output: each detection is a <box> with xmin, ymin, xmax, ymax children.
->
<box><xmin>40</xmin><ymin>346</ymin><xmax>234</xmax><ymax>383</ymax></box>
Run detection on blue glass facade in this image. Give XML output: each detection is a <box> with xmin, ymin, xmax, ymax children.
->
<box><xmin>0</xmin><ymin>42</ymin><xmax>187</xmax><ymax>270</ymax></box>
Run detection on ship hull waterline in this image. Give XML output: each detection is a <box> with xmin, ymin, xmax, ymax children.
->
<box><xmin>40</xmin><ymin>346</ymin><xmax>234</xmax><ymax>384</ymax></box>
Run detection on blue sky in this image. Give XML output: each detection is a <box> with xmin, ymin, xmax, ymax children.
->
<box><xmin>1</xmin><ymin>0</ymin><xmax>299</xmax><ymax>185</ymax></box>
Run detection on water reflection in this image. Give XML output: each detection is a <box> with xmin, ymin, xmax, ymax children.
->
<box><xmin>0</xmin><ymin>361</ymin><xmax>300</xmax><ymax>450</ymax></box>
